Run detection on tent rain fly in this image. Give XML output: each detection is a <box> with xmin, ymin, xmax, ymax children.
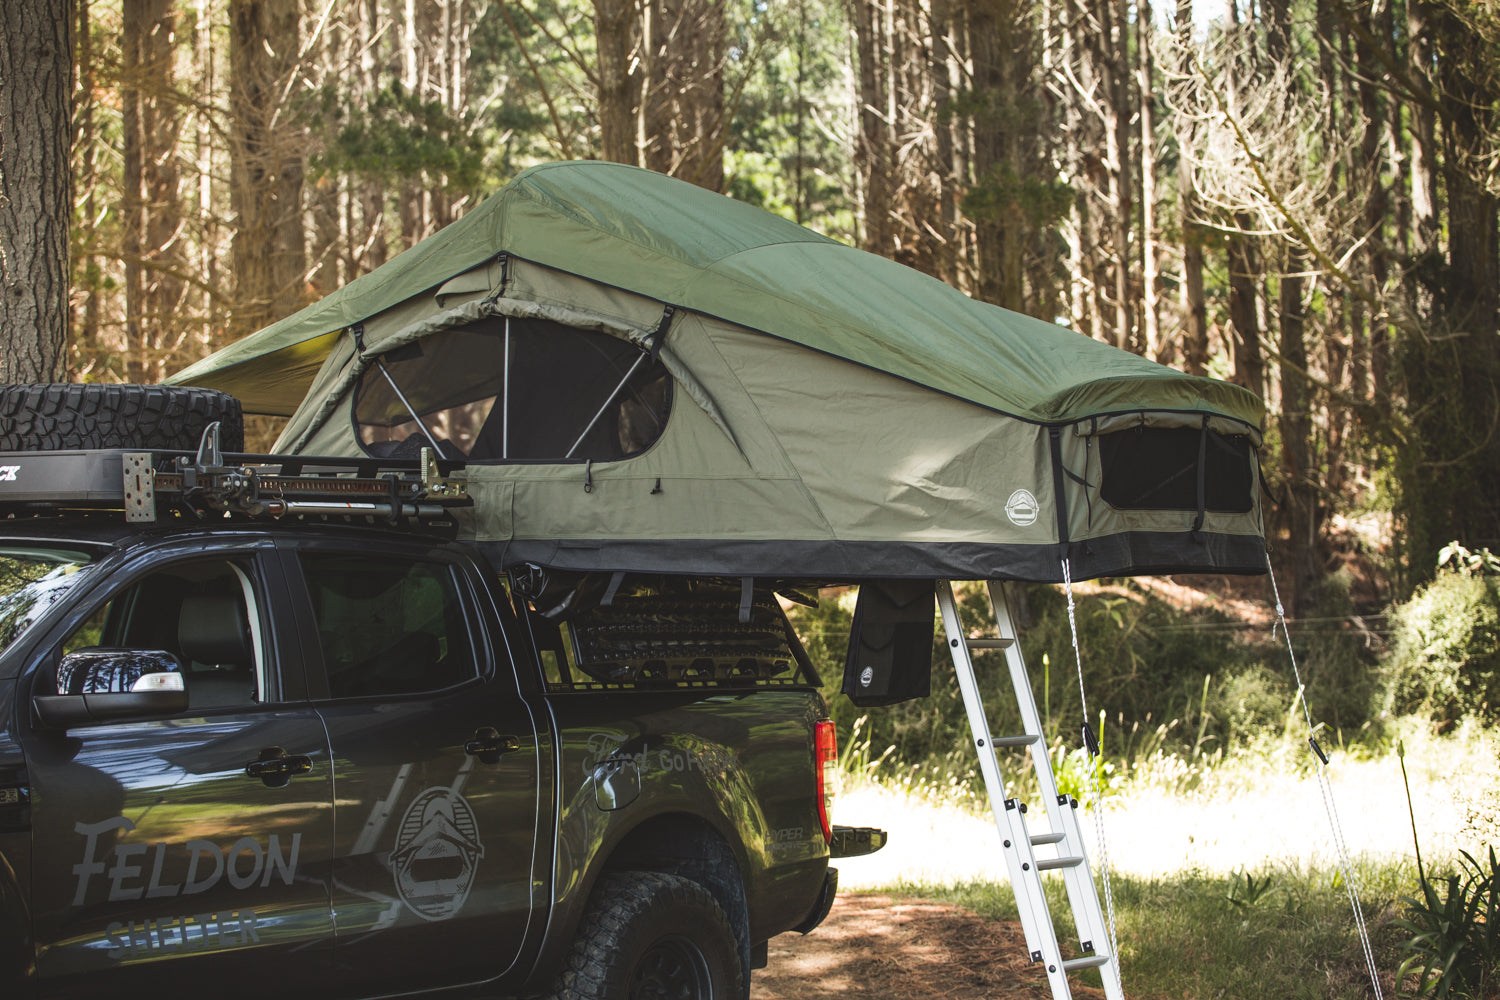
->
<box><xmin>169</xmin><ymin>161</ymin><xmax>1266</xmax><ymax>584</ymax></box>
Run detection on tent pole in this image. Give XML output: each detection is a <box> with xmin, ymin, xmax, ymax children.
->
<box><xmin>375</xmin><ymin>358</ymin><xmax>445</xmax><ymax>455</ymax></box>
<box><xmin>565</xmin><ymin>352</ymin><xmax>649</xmax><ymax>458</ymax></box>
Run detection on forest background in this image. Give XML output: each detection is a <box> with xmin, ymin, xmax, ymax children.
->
<box><xmin>5</xmin><ymin>3</ymin><xmax>1500</xmax><ymax>991</ymax></box>
<box><xmin>4</xmin><ymin>0</ymin><xmax>1500</xmax><ymax>731</ymax></box>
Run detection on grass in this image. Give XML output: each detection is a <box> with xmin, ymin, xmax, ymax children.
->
<box><xmin>800</xmin><ymin>572</ymin><xmax>1500</xmax><ymax>997</ymax></box>
<box><xmin>898</xmin><ymin>862</ymin><xmax>1411</xmax><ymax>999</ymax></box>
<box><xmin>833</xmin><ymin>722</ymin><xmax>1500</xmax><ymax>999</ymax></box>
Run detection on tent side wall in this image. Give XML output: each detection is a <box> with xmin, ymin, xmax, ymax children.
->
<box><xmin>279</xmin><ymin>257</ymin><xmax>1265</xmax><ymax>583</ymax></box>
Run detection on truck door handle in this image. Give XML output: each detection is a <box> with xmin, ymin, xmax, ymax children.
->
<box><xmin>245</xmin><ymin>746</ymin><xmax>314</xmax><ymax>787</ymax></box>
<box><xmin>465</xmin><ymin>727</ymin><xmax>522</xmax><ymax>763</ymax></box>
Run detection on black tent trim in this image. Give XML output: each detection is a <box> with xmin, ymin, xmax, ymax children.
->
<box><xmin>485</xmin><ymin>530</ymin><xmax>1268</xmax><ymax>584</ymax></box>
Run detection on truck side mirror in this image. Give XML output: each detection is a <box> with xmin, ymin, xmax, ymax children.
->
<box><xmin>34</xmin><ymin>648</ymin><xmax>189</xmax><ymax>728</ymax></box>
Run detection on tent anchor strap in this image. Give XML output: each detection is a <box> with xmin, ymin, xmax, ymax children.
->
<box><xmin>936</xmin><ymin>580</ymin><xmax>1125</xmax><ymax>1000</ymax></box>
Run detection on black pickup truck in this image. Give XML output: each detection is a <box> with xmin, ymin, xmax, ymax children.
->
<box><xmin>0</xmin><ymin>393</ymin><xmax>882</xmax><ymax>1000</ymax></box>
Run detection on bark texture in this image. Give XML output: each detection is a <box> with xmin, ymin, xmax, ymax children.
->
<box><xmin>0</xmin><ymin>0</ymin><xmax>73</xmax><ymax>382</ymax></box>
<box><xmin>228</xmin><ymin>0</ymin><xmax>306</xmax><ymax>336</ymax></box>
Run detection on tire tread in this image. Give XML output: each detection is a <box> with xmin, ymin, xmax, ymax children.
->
<box><xmin>0</xmin><ymin>384</ymin><xmax>244</xmax><ymax>452</ymax></box>
<box><xmin>545</xmin><ymin>871</ymin><xmax>742</xmax><ymax>1000</ymax></box>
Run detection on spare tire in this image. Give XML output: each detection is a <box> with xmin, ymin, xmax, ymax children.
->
<box><xmin>0</xmin><ymin>384</ymin><xmax>245</xmax><ymax>452</ymax></box>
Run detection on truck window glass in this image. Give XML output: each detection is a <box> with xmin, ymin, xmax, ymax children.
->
<box><xmin>353</xmin><ymin>317</ymin><xmax>673</xmax><ymax>463</ymax></box>
<box><xmin>300</xmin><ymin>553</ymin><xmax>478</xmax><ymax>698</ymax></box>
<box><xmin>0</xmin><ymin>545</ymin><xmax>95</xmax><ymax>657</ymax></box>
<box><xmin>57</xmin><ymin>557</ymin><xmax>263</xmax><ymax>709</ymax></box>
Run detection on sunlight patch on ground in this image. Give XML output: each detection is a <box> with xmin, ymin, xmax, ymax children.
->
<box><xmin>833</xmin><ymin>739</ymin><xmax>1476</xmax><ymax>889</ymax></box>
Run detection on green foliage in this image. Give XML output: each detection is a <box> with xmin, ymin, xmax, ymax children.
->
<box><xmin>1391</xmin><ymin>293</ymin><xmax>1500</xmax><ymax>591</ymax></box>
<box><xmin>1225</xmin><ymin>867</ymin><xmax>1276</xmax><ymax>909</ymax></box>
<box><xmin>1396</xmin><ymin>847</ymin><xmax>1500</xmax><ymax>999</ymax></box>
<box><xmin>1385</xmin><ymin>544</ymin><xmax>1500</xmax><ymax>725</ymax></box>
<box><xmin>790</xmin><ymin>580</ymin><xmax>1392</xmax><ymax>802</ymax></box>
<box><xmin>1439</xmin><ymin>542</ymin><xmax>1500</xmax><ymax>577</ymax></box>
<box><xmin>785</xmin><ymin>588</ymin><xmax>856</xmax><ymax>729</ymax></box>
<box><xmin>961</xmin><ymin>162</ymin><xmax>1074</xmax><ymax>234</ymax></box>
<box><xmin>724</xmin><ymin>0</ymin><xmax>856</xmax><ymax>240</ymax></box>
<box><xmin>309</xmin><ymin>83</ymin><xmax>491</xmax><ymax>193</ymax></box>
<box><xmin>1049</xmin><ymin>739</ymin><xmax>1121</xmax><ymax>808</ymax></box>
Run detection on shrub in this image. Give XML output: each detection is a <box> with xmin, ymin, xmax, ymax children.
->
<box><xmin>1396</xmin><ymin>846</ymin><xmax>1500</xmax><ymax>998</ymax></box>
<box><xmin>1385</xmin><ymin>543</ymin><xmax>1500</xmax><ymax>725</ymax></box>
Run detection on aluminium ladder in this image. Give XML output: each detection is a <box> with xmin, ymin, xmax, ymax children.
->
<box><xmin>935</xmin><ymin>580</ymin><xmax>1125</xmax><ymax>1000</ymax></box>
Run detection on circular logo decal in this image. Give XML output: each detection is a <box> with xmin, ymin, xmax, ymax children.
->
<box><xmin>391</xmin><ymin>787</ymin><xmax>485</xmax><ymax>921</ymax></box>
<box><xmin>859</xmin><ymin>666</ymin><xmax>875</xmax><ymax>688</ymax></box>
<box><xmin>1005</xmin><ymin>489</ymin><xmax>1039</xmax><ymax>527</ymax></box>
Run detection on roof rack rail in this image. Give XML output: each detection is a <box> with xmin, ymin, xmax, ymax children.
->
<box><xmin>0</xmin><ymin>422</ymin><xmax>470</xmax><ymax>526</ymax></box>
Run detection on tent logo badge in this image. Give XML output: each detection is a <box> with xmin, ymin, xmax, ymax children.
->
<box><xmin>859</xmin><ymin>666</ymin><xmax>875</xmax><ymax>688</ymax></box>
<box><xmin>1005</xmin><ymin>489</ymin><xmax>1039</xmax><ymax>527</ymax></box>
<box><xmin>391</xmin><ymin>787</ymin><xmax>485</xmax><ymax>921</ymax></box>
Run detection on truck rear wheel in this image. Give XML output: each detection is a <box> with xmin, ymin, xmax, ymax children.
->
<box><xmin>0</xmin><ymin>384</ymin><xmax>244</xmax><ymax>452</ymax></box>
<box><xmin>549</xmin><ymin>871</ymin><xmax>743</xmax><ymax>1000</ymax></box>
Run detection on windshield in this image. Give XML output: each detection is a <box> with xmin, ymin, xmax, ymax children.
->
<box><xmin>0</xmin><ymin>545</ymin><xmax>98</xmax><ymax>658</ymax></box>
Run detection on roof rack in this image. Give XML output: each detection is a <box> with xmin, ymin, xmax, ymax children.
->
<box><xmin>0</xmin><ymin>423</ymin><xmax>470</xmax><ymax>526</ymax></box>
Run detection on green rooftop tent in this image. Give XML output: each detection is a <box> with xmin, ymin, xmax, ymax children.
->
<box><xmin>169</xmin><ymin>160</ymin><xmax>1266</xmax><ymax>583</ymax></box>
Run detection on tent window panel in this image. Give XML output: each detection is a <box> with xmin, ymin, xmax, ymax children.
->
<box><xmin>353</xmin><ymin>318</ymin><xmax>673</xmax><ymax>463</ymax></box>
<box><xmin>1097</xmin><ymin>426</ymin><xmax>1254</xmax><ymax>513</ymax></box>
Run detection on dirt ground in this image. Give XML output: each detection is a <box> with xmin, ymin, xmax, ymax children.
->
<box><xmin>751</xmin><ymin>894</ymin><xmax>1108</xmax><ymax>1000</ymax></box>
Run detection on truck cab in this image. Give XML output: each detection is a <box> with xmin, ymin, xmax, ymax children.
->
<box><xmin>0</xmin><ymin>430</ymin><xmax>876</xmax><ymax>999</ymax></box>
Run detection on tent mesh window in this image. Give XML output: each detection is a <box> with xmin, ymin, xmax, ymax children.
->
<box><xmin>354</xmin><ymin>317</ymin><xmax>673</xmax><ymax>462</ymax></box>
<box><xmin>1097</xmin><ymin>425</ymin><xmax>1255</xmax><ymax>513</ymax></box>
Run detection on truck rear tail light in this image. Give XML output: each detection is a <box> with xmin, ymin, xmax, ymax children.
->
<box><xmin>815</xmin><ymin>719</ymin><xmax>837</xmax><ymax>844</ymax></box>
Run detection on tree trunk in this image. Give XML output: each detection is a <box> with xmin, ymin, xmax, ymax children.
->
<box><xmin>850</xmin><ymin>0</ymin><xmax>894</xmax><ymax>254</ymax></box>
<box><xmin>1356</xmin><ymin>3</ymin><xmax>1389</xmax><ymax>398</ymax></box>
<box><xmin>929</xmin><ymin>0</ymin><xmax>961</xmax><ymax>286</ymax></box>
<box><xmin>644</xmin><ymin>0</ymin><xmax>726</xmax><ymax>191</ymax></box>
<box><xmin>1279</xmin><ymin>259</ymin><xmax>1321</xmax><ymax>614</ymax></box>
<box><xmin>1138</xmin><ymin>0</ymin><xmax>1159</xmax><ymax>360</ymax></box>
<box><xmin>594</xmin><ymin>0</ymin><xmax>642</xmax><ymax>166</ymax></box>
<box><xmin>75</xmin><ymin>0</ymin><xmax>102</xmax><ymax>356</ymax></box>
<box><xmin>122</xmin><ymin>0</ymin><xmax>185</xmax><ymax>383</ymax></box>
<box><xmin>1227</xmin><ymin>224</ymin><xmax>1264</xmax><ymax>401</ymax></box>
<box><xmin>1172</xmin><ymin>0</ymin><xmax>1208</xmax><ymax>375</ymax></box>
<box><xmin>1395</xmin><ymin>7</ymin><xmax>1500</xmax><ymax>576</ymax></box>
<box><xmin>356</xmin><ymin>0</ymin><xmax>387</xmax><ymax>273</ymax></box>
<box><xmin>191</xmin><ymin>0</ymin><xmax>221</xmax><ymax>338</ymax></box>
<box><xmin>966</xmin><ymin>0</ymin><xmax>1026</xmax><ymax>311</ymax></box>
<box><xmin>0</xmin><ymin>0</ymin><xmax>73</xmax><ymax>382</ymax></box>
<box><xmin>1108</xmin><ymin>0</ymin><xmax>1134</xmax><ymax>351</ymax></box>
<box><xmin>1406</xmin><ymin>0</ymin><xmax>1439</xmax><ymax>255</ymax></box>
<box><xmin>1223</xmin><ymin>4</ymin><xmax>1261</xmax><ymax>400</ymax></box>
<box><xmin>228</xmin><ymin>0</ymin><xmax>306</xmax><ymax>336</ymax></box>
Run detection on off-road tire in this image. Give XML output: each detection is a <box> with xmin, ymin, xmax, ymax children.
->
<box><xmin>547</xmin><ymin>871</ymin><xmax>743</xmax><ymax>1000</ymax></box>
<box><xmin>0</xmin><ymin>384</ymin><xmax>244</xmax><ymax>452</ymax></box>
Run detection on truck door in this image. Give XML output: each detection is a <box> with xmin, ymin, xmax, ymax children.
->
<box><xmin>285</xmin><ymin>543</ymin><xmax>542</xmax><ymax>993</ymax></box>
<box><xmin>22</xmin><ymin>547</ymin><xmax>335</xmax><ymax>998</ymax></box>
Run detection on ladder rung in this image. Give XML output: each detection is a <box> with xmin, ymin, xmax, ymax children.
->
<box><xmin>1062</xmin><ymin>955</ymin><xmax>1111</xmax><ymax>972</ymax></box>
<box><xmin>1030</xmin><ymin>831</ymin><xmax>1066</xmax><ymax>845</ymax></box>
<box><xmin>1036</xmin><ymin>855</ymin><xmax>1085</xmax><ymax>871</ymax></box>
<box><xmin>965</xmin><ymin>637</ymin><xmax>1015</xmax><ymax>649</ymax></box>
<box><xmin>991</xmin><ymin>733</ymin><xmax>1041</xmax><ymax>748</ymax></box>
